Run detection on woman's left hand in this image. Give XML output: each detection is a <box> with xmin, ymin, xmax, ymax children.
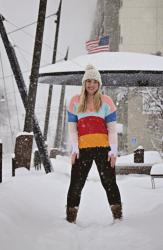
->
<box><xmin>108</xmin><ymin>153</ymin><xmax>117</xmax><ymax>168</ymax></box>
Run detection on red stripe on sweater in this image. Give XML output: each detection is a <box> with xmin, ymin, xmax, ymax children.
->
<box><xmin>77</xmin><ymin>116</ymin><xmax>108</xmax><ymax>136</ymax></box>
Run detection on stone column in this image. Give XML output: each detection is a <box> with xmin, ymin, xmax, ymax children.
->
<box><xmin>90</xmin><ymin>0</ymin><xmax>121</xmax><ymax>51</ymax></box>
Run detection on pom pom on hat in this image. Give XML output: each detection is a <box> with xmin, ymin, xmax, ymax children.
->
<box><xmin>82</xmin><ymin>64</ymin><xmax>102</xmax><ymax>86</ymax></box>
<box><xmin>85</xmin><ymin>64</ymin><xmax>95</xmax><ymax>71</ymax></box>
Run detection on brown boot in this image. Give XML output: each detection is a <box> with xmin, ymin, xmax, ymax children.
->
<box><xmin>66</xmin><ymin>207</ymin><xmax>78</xmax><ymax>223</ymax></box>
<box><xmin>111</xmin><ymin>204</ymin><xmax>122</xmax><ymax>220</ymax></box>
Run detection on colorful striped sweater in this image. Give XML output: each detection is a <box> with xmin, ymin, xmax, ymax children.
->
<box><xmin>67</xmin><ymin>94</ymin><xmax>117</xmax><ymax>153</ymax></box>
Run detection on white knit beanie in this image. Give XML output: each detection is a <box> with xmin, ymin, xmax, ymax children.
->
<box><xmin>82</xmin><ymin>64</ymin><xmax>102</xmax><ymax>86</ymax></box>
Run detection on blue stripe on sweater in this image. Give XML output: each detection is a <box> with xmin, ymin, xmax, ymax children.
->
<box><xmin>67</xmin><ymin>111</ymin><xmax>78</xmax><ymax>122</ymax></box>
<box><xmin>105</xmin><ymin>111</ymin><xmax>117</xmax><ymax>123</ymax></box>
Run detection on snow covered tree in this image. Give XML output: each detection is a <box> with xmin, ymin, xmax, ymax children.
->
<box><xmin>143</xmin><ymin>87</ymin><xmax>163</xmax><ymax>153</ymax></box>
<box><xmin>142</xmin><ymin>87</ymin><xmax>163</xmax><ymax>119</ymax></box>
<box><xmin>128</xmin><ymin>87</ymin><xmax>163</xmax><ymax>153</ymax></box>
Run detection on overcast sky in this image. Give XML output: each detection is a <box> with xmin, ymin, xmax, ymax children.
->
<box><xmin>0</xmin><ymin>0</ymin><xmax>97</xmax><ymax>108</ymax></box>
<box><xmin>1</xmin><ymin>0</ymin><xmax>97</xmax><ymax>74</ymax></box>
<box><xmin>0</xmin><ymin>0</ymin><xmax>97</xmax><ymax>149</ymax></box>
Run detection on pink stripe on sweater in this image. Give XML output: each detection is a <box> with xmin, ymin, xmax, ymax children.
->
<box><xmin>68</xmin><ymin>95</ymin><xmax>80</xmax><ymax>113</ymax></box>
<box><xmin>101</xmin><ymin>95</ymin><xmax>116</xmax><ymax>113</ymax></box>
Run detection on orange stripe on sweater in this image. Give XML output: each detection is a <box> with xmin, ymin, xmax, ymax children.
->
<box><xmin>79</xmin><ymin>133</ymin><xmax>109</xmax><ymax>148</ymax></box>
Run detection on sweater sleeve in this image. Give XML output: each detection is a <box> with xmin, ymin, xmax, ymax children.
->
<box><xmin>103</xmin><ymin>95</ymin><xmax>118</xmax><ymax>156</ymax></box>
<box><xmin>67</xmin><ymin>95</ymin><xmax>79</xmax><ymax>153</ymax></box>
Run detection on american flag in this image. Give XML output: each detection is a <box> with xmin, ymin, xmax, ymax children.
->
<box><xmin>86</xmin><ymin>36</ymin><xmax>110</xmax><ymax>54</ymax></box>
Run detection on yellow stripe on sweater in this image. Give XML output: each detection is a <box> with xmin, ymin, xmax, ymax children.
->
<box><xmin>79</xmin><ymin>133</ymin><xmax>109</xmax><ymax>148</ymax></box>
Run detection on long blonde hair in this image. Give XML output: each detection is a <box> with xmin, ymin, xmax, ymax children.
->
<box><xmin>77</xmin><ymin>82</ymin><xmax>102</xmax><ymax>113</ymax></box>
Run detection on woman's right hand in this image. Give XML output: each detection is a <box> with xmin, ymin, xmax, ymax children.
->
<box><xmin>71</xmin><ymin>143</ymin><xmax>79</xmax><ymax>165</ymax></box>
<box><xmin>71</xmin><ymin>152</ymin><xmax>79</xmax><ymax>165</ymax></box>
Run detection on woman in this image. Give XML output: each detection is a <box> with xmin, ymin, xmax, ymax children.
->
<box><xmin>66</xmin><ymin>64</ymin><xmax>122</xmax><ymax>223</ymax></box>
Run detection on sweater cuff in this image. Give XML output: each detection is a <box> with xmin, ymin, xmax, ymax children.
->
<box><xmin>108</xmin><ymin>144</ymin><xmax>118</xmax><ymax>157</ymax></box>
<box><xmin>71</xmin><ymin>143</ymin><xmax>79</xmax><ymax>154</ymax></box>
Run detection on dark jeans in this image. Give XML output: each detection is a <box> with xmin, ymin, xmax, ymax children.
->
<box><xmin>67</xmin><ymin>147</ymin><xmax>121</xmax><ymax>208</ymax></box>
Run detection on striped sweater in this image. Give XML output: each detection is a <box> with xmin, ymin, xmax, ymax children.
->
<box><xmin>67</xmin><ymin>94</ymin><xmax>117</xmax><ymax>153</ymax></box>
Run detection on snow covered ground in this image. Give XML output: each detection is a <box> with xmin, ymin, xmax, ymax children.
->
<box><xmin>0</xmin><ymin>153</ymin><xmax>163</xmax><ymax>250</ymax></box>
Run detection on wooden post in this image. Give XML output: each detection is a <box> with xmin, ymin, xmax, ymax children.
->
<box><xmin>134</xmin><ymin>147</ymin><xmax>144</xmax><ymax>163</ymax></box>
<box><xmin>24</xmin><ymin>0</ymin><xmax>48</xmax><ymax>132</ymax></box>
<box><xmin>54</xmin><ymin>85</ymin><xmax>65</xmax><ymax>149</ymax></box>
<box><xmin>0</xmin><ymin>141</ymin><xmax>2</xmax><ymax>182</ymax></box>
<box><xmin>12</xmin><ymin>134</ymin><xmax>33</xmax><ymax>176</ymax></box>
<box><xmin>43</xmin><ymin>0</ymin><xmax>62</xmax><ymax>141</ymax></box>
<box><xmin>12</xmin><ymin>158</ymin><xmax>15</xmax><ymax>177</ymax></box>
<box><xmin>34</xmin><ymin>149</ymin><xmax>41</xmax><ymax>170</ymax></box>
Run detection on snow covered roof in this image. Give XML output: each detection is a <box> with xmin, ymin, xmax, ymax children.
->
<box><xmin>40</xmin><ymin>52</ymin><xmax>163</xmax><ymax>73</ymax></box>
<box><xmin>38</xmin><ymin>52</ymin><xmax>163</xmax><ymax>86</ymax></box>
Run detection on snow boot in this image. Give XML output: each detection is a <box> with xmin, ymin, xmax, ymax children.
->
<box><xmin>111</xmin><ymin>204</ymin><xmax>122</xmax><ymax>220</ymax></box>
<box><xmin>66</xmin><ymin>207</ymin><xmax>78</xmax><ymax>223</ymax></box>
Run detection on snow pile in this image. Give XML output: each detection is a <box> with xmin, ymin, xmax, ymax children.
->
<box><xmin>116</xmin><ymin>151</ymin><xmax>163</xmax><ymax>166</ymax></box>
<box><xmin>0</xmin><ymin>154</ymin><xmax>163</xmax><ymax>250</ymax></box>
<box><xmin>16</xmin><ymin>132</ymin><xmax>34</xmax><ymax>137</ymax></box>
<box><xmin>150</xmin><ymin>163</ymin><xmax>163</xmax><ymax>175</ymax></box>
<box><xmin>117</xmin><ymin>123</ymin><xmax>123</xmax><ymax>133</ymax></box>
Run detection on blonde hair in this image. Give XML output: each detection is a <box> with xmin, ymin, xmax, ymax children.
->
<box><xmin>77</xmin><ymin>82</ymin><xmax>102</xmax><ymax>113</ymax></box>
